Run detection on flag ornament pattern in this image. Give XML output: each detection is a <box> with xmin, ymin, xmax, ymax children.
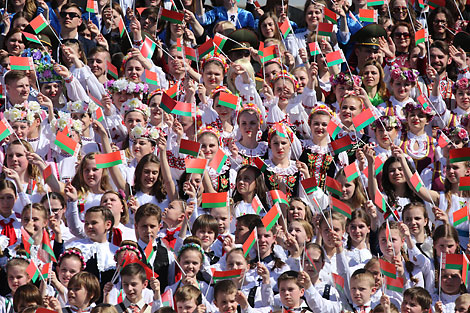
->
<box><xmin>262</xmin><ymin>204</ymin><xmax>281</xmax><ymax>231</ymax></box>
<box><xmin>209</xmin><ymin>149</ymin><xmax>228</xmax><ymax>173</ymax></box>
<box><xmin>329</xmin><ymin>136</ymin><xmax>353</xmax><ymax>155</ymax></box>
<box><xmin>159</xmin><ymin>8</ymin><xmax>184</xmax><ymax>24</ymax></box>
<box><xmin>210</xmin><ymin>268</ymin><xmax>243</xmax><ymax>282</ymax></box>
<box><xmin>184</xmin><ymin>158</ymin><xmax>207</xmax><ymax>174</ymax></box>
<box><xmin>459</xmin><ymin>177</ymin><xmax>470</xmax><ymax>191</ymax></box>
<box><xmin>269</xmin><ymin>190</ymin><xmax>289</xmax><ymax>206</ymax></box>
<box><xmin>218</xmin><ymin>92</ymin><xmax>239</xmax><ymax>110</ymax></box>
<box><xmin>0</xmin><ymin>118</ymin><xmax>13</xmax><ymax>142</ymax></box>
<box><xmin>243</xmin><ymin>228</ymin><xmax>257</xmax><ymax>257</ymax></box>
<box><xmin>449</xmin><ymin>148</ymin><xmax>470</xmax><ymax>163</ymax></box>
<box><xmin>410</xmin><ymin>172</ymin><xmax>423</xmax><ymax>192</ymax></box>
<box><xmin>30</xmin><ymin>14</ymin><xmax>48</xmax><ymax>34</ymax></box>
<box><xmin>54</xmin><ymin>130</ymin><xmax>80</xmax><ymax>157</ymax></box>
<box><xmin>308</xmin><ymin>42</ymin><xmax>321</xmax><ymax>56</ymax></box>
<box><xmin>95</xmin><ymin>151</ymin><xmax>126</xmax><ymax>169</ymax></box>
<box><xmin>279</xmin><ymin>19</ymin><xmax>291</xmax><ymax>39</ymax></box>
<box><xmin>141</xmin><ymin>37</ymin><xmax>157</xmax><ymax>59</ymax></box>
<box><xmin>317</xmin><ymin>23</ymin><xmax>334</xmax><ymax>37</ymax></box>
<box><xmin>331</xmin><ymin>197</ymin><xmax>352</xmax><ymax>219</ymax></box>
<box><xmin>107</xmin><ymin>61</ymin><xmax>119</xmax><ymax>79</ymax></box>
<box><xmin>323</xmin><ymin>7</ymin><xmax>338</xmax><ymax>23</ymax></box>
<box><xmin>352</xmin><ymin>108</ymin><xmax>380</xmax><ymax>132</ymax></box>
<box><xmin>252</xmin><ymin>195</ymin><xmax>265</xmax><ymax>214</ymax></box>
<box><xmin>326</xmin><ymin>50</ymin><xmax>345</xmax><ymax>67</ymax></box>
<box><xmin>202</xmin><ymin>192</ymin><xmax>228</xmax><ymax>208</ymax></box>
<box><xmin>359</xmin><ymin>9</ymin><xmax>377</xmax><ymax>22</ymax></box>
<box><xmin>344</xmin><ymin>162</ymin><xmax>360</xmax><ymax>182</ymax></box>
<box><xmin>301</xmin><ymin>177</ymin><xmax>318</xmax><ymax>194</ymax></box>
<box><xmin>453</xmin><ymin>206</ymin><xmax>468</xmax><ymax>226</ymax></box>
<box><xmin>179</xmin><ymin>139</ymin><xmax>200</xmax><ymax>157</ymax></box>
<box><xmin>326</xmin><ymin>176</ymin><xmax>342</xmax><ymax>196</ymax></box>
<box><xmin>379</xmin><ymin>258</ymin><xmax>397</xmax><ymax>279</ymax></box>
<box><xmin>10</xmin><ymin>56</ymin><xmax>34</xmax><ymax>71</ymax></box>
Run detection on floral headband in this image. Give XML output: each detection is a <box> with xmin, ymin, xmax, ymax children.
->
<box><xmin>371</xmin><ymin>115</ymin><xmax>402</xmax><ymax>131</ymax></box>
<box><xmin>51</xmin><ymin>111</ymin><xmax>83</xmax><ymax>134</ymax></box>
<box><xmin>59</xmin><ymin>248</ymin><xmax>86</xmax><ymax>270</ymax></box>
<box><xmin>201</xmin><ymin>52</ymin><xmax>228</xmax><ymax>73</ymax></box>
<box><xmin>267</xmin><ymin>122</ymin><xmax>294</xmax><ymax>144</ymax></box>
<box><xmin>404</xmin><ymin>102</ymin><xmax>434</xmax><ymax>120</ymax></box>
<box><xmin>130</xmin><ymin>124</ymin><xmax>160</xmax><ymax>142</ymax></box>
<box><xmin>177</xmin><ymin>243</ymin><xmax>205</xmax><ymax>261</ymax></box>
<box><xmin>330</xmin><ymin>72</ymin><xmax>362</xmax><ymax>88</ymax></box>
<box><xmin>21</xmin><ymin>48</ymin><xmax>52</xmax><ymax>67</ymax></box>
<box><xmin>308</xmin><ymin>104</ymin><xmax>334</xmax><ymax>122</ymax></box>
<box><xmin>121</xmin><ymin>98</ymin><xmax>150</xmax><ymax>119</ymax></box>
<box><xmin>4</xmin><ymin>102</ymin><xmax>44</xmax><ymax>124</ymax></box>
<box><xmin>147</xmin><ymin>89</ymin><xmax>163</xmax><ymax>105</ymax></box>
<box><xmin>265</xmin><ymin>58</ymin><xmax>288</xmax><ymax>72</ymax></box>
<box><xmin>453</xmin><ymin>77</ymin><xmax>470</xmax><ymax>93</ymax></box>
<box><xmin>115</xmin><ymin>245</ymin><xmax>143</xmax><ymax>262</ymax></box>
<box><xmin>66</xmin><ymin>100</ymin><xmax>99</xmax><ymax>114</ymax></box>
<box><xmin>442</xmin><ymin>126</ymin><xmax>469</xmax><ymax>144</ymax></box>
<box><xmin>390</xmin><ymin>65</ymin><xmax>419</xmax><ymax>83</ymax></box>
<box><xmin>210</xmin><ymin>85</ymin><xmax>232</xmax><ymax>99</ymax></box>
<box><xmin>197</xmin><ymin>125</ymin><xmax>222</xmax><ymax>145</ymax></box>
<box><xmin>237</xmin><ymin>103</ymin><xmax>263</xmax><ymax>125</ymax></box>
<box><xmin>105</xmin><ymin>78</ymin><xmax>149</xmax><ymax>94</ymax></box>
<box><xmin>8</xmin><ymin>254</ymin><xmax>29</xmax><ymax>262</ymax></box>
<box><xmin>37</xmin><ymin>63</ymin><xmax>62</xmax><ymax>84</ymax></box>
<box><xmin>270</xmin><ymin>70</ymin><xmax>300</xmax><ymax>92</ymax></box>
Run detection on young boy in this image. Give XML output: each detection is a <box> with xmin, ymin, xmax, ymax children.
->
<box><xmin>401</xmin><ymin>287</ymin><xmax>432</xmax><ymax>313</ymax></box>
<box><xmin>174</xmin><ymin>285</ymin><xmax>206</xmax><ymax>313</ymax></box>
<box><xmin>454</xmin><ymin>294</ymin><xmax>470</xmax><ymax>313</ymax></box>
<box><xmin>189</xmin><ymin>215</ymin><xmax>219</xmax><ymax>264</ymax></box>
<box><xmin>135</xmin><ymin>203</ymin><xmax>175</xmax><ymax>292</ymax></box>
<box><xmin>276</xmin><ymin>271</ymin><xmax>311</xmax><ymax>312</ymax></box>
<box><xmin>210</xmin><ymin>206</ymin><xmax>234</xmax><ymax>258</ymax></box>
<box><xmin>213</xmin><ymin>280</ymin><xmax>256</xmax><ymax>313</ymax></box>
<box><xmin>349</xmin><ymin>270</ymin><xmax>377</xmax><ymax>313</ymax></box>
<box><xmin>160</xmin><ymin>200</ymin><xmax>186</xmax><ymax>250</ymax></box>
<box><xmin>115</xmin><ymin>263</ymin><xmax>152</xmax><ymax>313</ymax></box>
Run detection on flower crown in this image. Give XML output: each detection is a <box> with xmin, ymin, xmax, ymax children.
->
<box><xmin>147</xmin><ymin>89</ymin><xmax>163</xmax><ymax>105</ymax></box>
<box><xmin>130</xmin><ymin>124</ymin><xmax>160</xmax><ymax>142</ymax></box>
<box><xmin>271</xmin><ymin>70</ymin><xmax>300</xmax><ymax>91</ymax></box>
<box><xmin>177</xmin><ymin>243</ymin><xmax>205</xmax><ymax>261</ymax></box>
<box><xmin>197</xmin><ymin>125</ymin><xmax>222</xmax><ymax>145</ymax></box>
<box><xmin>442</xmin><ymin>126</ymin><xmax>469</xmax><ymax>143</ymax></box>
<box><xmin>237</xmin><ymin>103</ymin><xmax>263</xmax><ymax>125</ymax></box>
<box><xmin>265</xmin><ymin>58</ymin><xmax>288</xmax><ymax>72</ymax></box>
<box><xmin>59</xmin><ymin>248</ymin><xmax>86</xmax><ymax>270</ymax></box>
<box><xmin>66</xmin><ymin>100</ymin><xmax>98</xmax><ymax>114</ymax></box>
<box><xmin>404</xmin><ymin>101</ymin><xmax>434</xmax><ymax>119</ymax></box>
<box><xmin>268</xmin><ymin>122</ymin><xmax>294</xmax><ymax>144</ymax></box>
<box><xmin>4</xmin><ymin>102</ymin><xmax>43</xmax><ymax>124</ymax></box>
<box><xmin>330</xmin><ymin>72</ymin><xmax>362</xmax><ymax>87</ymax></box>
<box><xmin>120</xmin><ymin>98</ymin><xmax>150</xmax><ymax>119</ymax></box>
<box><xmin>210</xmin><ymin>85</ymin><xmax>232</xmax><ymax>99</ymax></box>
<box><xmin>8</xmin><ymin>254</ymin><xmax>29</xmax><ymax>262</ymax></box>
<box><xmin>371</xmin><ymin>115</ymin><xmax>402</xmax><ymax>131</ymax></box>
<box><xmin>51</xmin><ymin>111</ymin><xmax>83</xmax><ymax>134</ymax></box>
<box><xmin>21</xmin><ymin>48</ymin><xmax>52</xmax><ymax>67</ymax></box>
<box><xmin>309</xmin><ymin>104</ymin><xmax>334</xmax><ymax>121</ymax></box>
<box><xmin>37</xmin><ymin>63</ymin><xmax>62</xmax><ymax>84</ymax></box>
<box><xmin>114</xmin><ymin>245</ymin><xmax>143</xmax><ymax>262</ymax></box>
<box><xmin>390</xmin><ymin>65</ymin><xmax>419</xmax><ymax>83</ymax></box>
<box><xmin>105</xmin><ymin>79</ymin><xmax>149</xmax><ymax>94</ymax></box>
<box><xmin>453</xmin><ymin>77</ymin><xmax>470</xmax><ymax>93</ymax></box>
<box><xmin>201</xmin><ymin>52</ymin><xmax>228</xmax><ymax>73</ymax></box>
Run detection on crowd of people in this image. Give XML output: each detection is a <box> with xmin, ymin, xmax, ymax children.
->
<box><xmin>0</xmin><ymin>0</ymin><xmax>469</xmax><ymax>312</ymax></box>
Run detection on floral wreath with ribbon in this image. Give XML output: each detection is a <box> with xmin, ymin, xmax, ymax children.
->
<box><xmin>441</xmin><ymin>126</ymin><xmax>469</xmax><ymax>144</ymax></box>
<box><xmin>4</xmin><ymin>102</ymin><xmax>44</xmax><ymax>124</ymax></box>
<box><xmin>308</xmin><ymin>104</ymin><xmax>335</xmax><ymax>124</ymax></box>
<box><xmin>130</xmin><ymin>124</ymin><xmax>161</xmax><ymax>142</ymax></box>
<box><xmin>370</xmin><ymin>115</ymin><xmax>402</xmax><ymax>131</ymax></box>
<box><xmin>330</xmin><ymin>72</ymin><xmax>362</xmax><ymax>87</ymax></box>
<box><xmin>66</xmin><ymin>100</ymin><xmax>99</xmax><ymax>115</ymax></box>
<box><xmin>105</xmin><ymin>78</ymin><xmax>149</xmax><ymax>94</ymax></box>
<box><xmin>120</xmin><ymin>98</ymin><xmax>150</xmax><ymax>119</ymax></box>
<box><xmin>114</xmin><ymin>244</ymin><xmax>143</xmax><ymax>262</ymax></box>
<box><xmin>390</xmin><ymin>65</ymin><xmax>419</xmax><ymax>82</ymax></box>
<box><xmin>403</xmin><ymin>101</ymin><xmax>434</xmax><ymax>120</ymax></box>
<box><xmin>197</xmin><ymin>125</ymin><xmax>222</xmax><ymax>146</ymax></box>
<box><xmin>201</xmin><ymin>52</ymin><xmax>229</xmax><ymax>73</ymax></box>
<box><xmin>59</xmin><ymin>248</ymin><xmax>87</xmax><ymax>270</ymax></box>
<box><xmin>237</xmin><ymin>103</ymin><xmax>264</xmax><ymax>125</ymax></box>
<box><xmin>452</xmin><ymin>77</ymin><xmax>470</xmax><ymax>93</ymax></box>
<box><xmin>177</xmin><ymin>243</ymin><xmax>205</xmax><ymax>262</ymax></box>
<box><xmin>51</xmin><ymin>111</ymin><xmax>83</xmax><ymax>134</ymax></box>
<box><xmin>270</xmin><ymin>70</ymin><xmax>300</xmax><ymax>92</ymax></box>
<box><xmin>267</xmin><ymin>122</ymin><xmax>295</xmax><ymax>144</ymax></box>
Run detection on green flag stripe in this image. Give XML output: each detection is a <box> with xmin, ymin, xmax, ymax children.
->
<box><xmin>96</xmin><ymin>159</ymin><xmax>123</xmax><ymax>169</ymax></box>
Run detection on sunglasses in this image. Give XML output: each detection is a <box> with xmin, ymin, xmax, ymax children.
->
<box><xmin>393</xmin><ymin>32</ymin><xmax>410</xmax><ymax>39</ymax></box>
<box><xmin>60</xmin><ymin>11</ymin><xmax>81</xmax><ymax>19</ymax></box>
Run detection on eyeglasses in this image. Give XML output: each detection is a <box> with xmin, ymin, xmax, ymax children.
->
<box><xmin>392</xmin><ymin>6</ymin><xmax>407</xmax><ymax>13</ymax></box>
<box><xmin>141</xmin><ymin>15</ymin><xmax>157</xmax><ymax>24</ymax></box>
<box><xmin>50</xmin><ymin>208</ymin><xmax>63</xmax><ymax>214</ymax></box>
<box><xmin>393</xmin><ymin>32</ymin><xmax>410</xmax><ymax>39</ymax></box>
<box><xmin>60</xmin><ymin>11</ymin><xmax>81</xmax><ymax>19</ymax></box>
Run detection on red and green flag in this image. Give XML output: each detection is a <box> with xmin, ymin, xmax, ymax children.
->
<box><xmin>22</xmin><ymin>32</ymin><xmax>41</xmax><ymax>44</ymax></box>
<box><xmin>159</xmin><ymin>8</ymin><xmax>184</xmax><ymax>24</ymax></box>
<box><xmin>118</xmin><ymin>16</ymin><xmax>126</xmax><ymax>38</ymax></box>
<box><xmin>10</xmin><ymin>56</ymin><xmax>34</xmax><ymax>71</ymax></box>
<box><xmin>359</xmin><ymin>9</ymin><xmax>377</xmax><ymax>22</ymax></box>
<box><xmin>442</xmin><ymin>253</ymin><xmax>463</xmax><ymax>270</ymax></box>
<box><xmin>21</xmin><ymin>227</ymin><xmax>33</xmax><ymax>254</ymax></box>
<box><xmin>209</xmin><ymin>149</ymin><xmax>228</xmax><ymax>173</ymax></box>
<box><xmin>0</xmin><ymin>118</ymin><xmax>13</xmax><ymax>142</ymax></box>
<box><xmin>301</xmin><ymin>177</ymin><xmax>318</xmax><ymax>194</ymax></box>
<box><xmin>325</xmin><ymin>50</ymin><xmax>345</xmax><ymax>67</ymax></box>
<box><xmin>210</xmin><ymin>268</ymin><xmax>243</xmax><ymax>282</ymax></box>
<box><xmin>161</xmin><ymin>289</ymin><xmax>173</xmax><ymax>308</ymax></box>
<box><xmin>279</xmin><ymin>19</ymin><xmax>291</xmax><ymax>39</ymax></box>
<box><xmin>327</xmin><ymin>117</ymin><xmax>343</xmax><ymax>140</ymax></box>
<box><xmin>253</xmin><ymin>157</ymin><xmax>268</xmax><ymax>172</ymax></box>
<box><xmin>308</xmin><ymin>42</ymin><xmax>321</xmax><ymax>57</ymax></box>
<box><xmin>41</xmin><ymin>263</ymin><xmax>51</xmax><ymax>279</ymax></box>
<box><xmin>273</xmin><ymin>122</ymin><xmax>287</xmax><ymax>138</ymax></box>
<box><xmin>176</xmin><ymin>38</ymin><xmax>183</xmax><ymax>52</ymax></box>
<box><xmin>26</xmin><ymin>260</ymin><xmax>40</xmax><ymax>283</ymax></box>
<box><xmin>438</xmin><ymin>132</ymin><xmax>451</xmax><ymax>148</ymax></box>
<box><xmin>459</xmin><ymin>177</ymin><xmax>470</xmax><ymax>191</ymax></box>
<box><xmin>331</xmin><ymin>197</ymin><xmax>352</xmax><ymax>219</ymax></box>
<box><xmin>95</xmin><ymin>106</ymin><xmax>104</xmax><ymax>122</ymax></box>
<box><xmin>43</xmin><ymin>164</ymin><xmax>53</xmax><ymax>182</ymax></box>
<box><xmin>323</xmin><ymin>7</ymin><xmax>338</xmax><ymax>24</ymax></box>
<box><xmin>374</xmin><ymin>191</ymin><xmax>387</xmax><ymax>213</ymax></box>
<box><xmin>172</xmin><ymin>101</ymin><xmax>193</xmax><ymax>117</ymax></box>
<box><xmin>197</xmin><ymin>39</ymin><xmax>214</xmax><ymax>60</ymax></box>
<box><xmin>269</xmin><ymin>190</ymin><xmax>289</xmax><ymax>206</ymax></box>
<box><xmin>415</xmin><ymin>29</ymin><xmax>426</xmax><ymax>46</ymax></box>
<box><xmin>41</xmin><ymin>229</ymin><xmax>57</xmax><ymax>262</ymax></box>
<box><xmin>184</xmin><ymin>158</ymin><xmax>207</xmax><ymax>174</ymax></box>
<box><xmin>213</xmin><ymin>33</ymin><xmax>228</xmax><ymax>53</ymax></box>
<box><xmin>367</xmin><ymin>0</ymin><xmax>384</xmax><ymax>5</ymax></box>
<box><xmin>161</xmin><ymin>93</ymin><xmax>177</xmax><ymax>113</ymax></box>
<box><xmin>262</xmin><ymin>204</ymin><xmax>281</xmax><ymax>231</ymax></box>
<box><xmin>261</xmin><ymin>44</ymin><xmax>279</xmax><ymax>63</ymax></box>
<box><xmin>344</xmin><ymin>162</ymin><xmax>359</xmax><ymax>182</ymax></box>
<box><xmin>304</xmin><ymin>247</ymin><xmax>317</xmax><ymax>272</ymax></box>
<box><xmin>218</xmin><ymin>91</ymin><xmax>238</xmax><ymax>110</ymax></box>
<box><xmin>453</xmin><ymin>206</ymin><xmax>468</xmax><ymax>226</ymax></box>
<box><xmin>30</xmin><ymin>14</ymin><xmax>48</xmax><ymax>34</ymax></box>
<box><xmin>95</xmin><ymin>151</ymin><xmax>125</xmax><ymax>168</ymax></box>
<box><xmin>362</xmin><ymin>155</ymin><xmax>385</xmax><ymax>179</ymax></box>
<box><xmin>417</xmin><ymin>94</ymin><xmax>429</xmax><ymax>109</ymax></box>
<box><xmin>332</xmin><ymin>273</ymin><xmax>344</xmax><ymax>292</ymax></box>
<box><xmin>86</xmin><ymin>0</ymin><xmax>98</xmax><ymax>13</ymax></box>
<box><xmin>202</xmin><ymin>192</ymin><xmax>228</xmax><ymax>208</ymax></box>
<box><xmin>410</xmin><ymin>172</ymin><xmax>423</xmax><ymax>192</ymax></box>
<box><xmin>144</xmin><ymin>240</ymin><xmax>155</xmax><ymax>263</ymax></box>
<box><xmin>379</xmin><ymin>258</ymin><xmax>397</xmax><ymax>278</ymax></box>
<box><xmin>54</xmin><ymin>130</ymin><xmax>79</xmax><ymax>157</ymax></box>
<box><xmin>429</xmin><ymin>0</ymin><xmax>445</xmax><ymax>10</ymax></box>
<box><xmin>243</xmin><ymin>228</ymin><xmax>257</xmax><ymax>257</ymax></box>
<box><xmin>145</xmin><ymin>69</ymin><xmax>159</xmax><ymax>87</ymax></box>
<box><xmin>326</xmin><ymin>176</ymin><xmax>342</xmax><ymax>196</ymax></box>
<box><xmin>317</xmin><ymin>23</ymin><xmax>333</xmax><ymax>37</ymax></box>
<box><xmin>352</xmin><ymin>108</ymin><xmax>379</xmax><ymax>132</ymax></box>
<box><xmin>450</xmin><ymin>148</ymin><xmax>470</xmax><ymax>163</ymax></box>
<box><xmin>184</xmin><ymin>46</ymin><xmax>197</xmax><ymax>62</ymax></box>
<box><xmin>179</xmin><ymin>139</ymin><xmax>200</xmax><ymax>157</ymax></box>
<box><xmin>252</xmin><ymin>195</ymin><xmax>265</xmax><ymax>214</ymax></box>
<box><xmin>385</xmin><ymin>276</ymin><xmax>404</xmax><ymax>293</ymax></box>
<box><xmin>166</xmin><ymin>84</ymin><xmax>178</xmax><ymax>99</ymax></box>
<box><xmin>463</xmin><ymin>255</ymin><xmax>470</xmax><ymax>287</ymax></box>
<box><xmin>329</xmin><ymin>136</ymin><xmax>353</xmax><ymax>155</ymax></box>
<box><xmin>141</xmin><ymin>37</ymin><xmax>157</xmax><ymax>59</ymax></box>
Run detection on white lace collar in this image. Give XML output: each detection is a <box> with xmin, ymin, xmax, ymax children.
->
<box><xmin>407</xmin><ymin>132</ymin><xmax>428</xmax><ymax>141</ymax></box>
<box><xmin>301</xmin><ymin>139</ymin><xmax>329</xmax><ymax>154</ymax></box>
<box><xmin>235</xmin><ymin>141</ymin><xmax>268</xmax><ymax>157</ymax></box>
<box><xmin>71</xmin><ymin>238</ymin><xmax>117</xmax><ymax>272</ymax></box>
<box><xmin>265</xmin><ymin>159</ymin><xmax>298</xmax><ymax>175</ymax></box>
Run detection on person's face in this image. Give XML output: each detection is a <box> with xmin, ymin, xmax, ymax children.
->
<box><xmin>226</xmin><ymin>252</ymin><xmax>248</xmax><ymax>271</ymax></box>
<box><xmin>211</xmin><ymin>206</ymin><xmax>231</xmax><ymax>235</ymax></box>
<box><xmin>366</xmin><ymin>262</ymin><xmax>382</xmax><ymax>290</ymax></box>
<box><xmin>125</xmin><ymin>59</ymin><xmax>144</xmax><ymax>82</ymax></box>
<box><xmin>21</xmin><ymin>208</ymin><xmax>47</xmax><ymax>236</ymax></box>
<box><xmin>10</xmin><ymin>121</ymin><xmax>29</xmax><ymax>140</ymax></box>
<box><xmin>213</xmin><ymin>100</ymin><xmax>234</xmax><ymax>122</ymax></box>
<box><xmin>320</xmin><ymin>218</ymin><xmax>344</xmax><ymax>248</ymax></box>
<box><xmin>187</xmin><ymin>173</ymin><xmax>203</xmax><ymax>193</ymax></box>
<box><xmin>202</xmin><ymin>63</ymin><xmax>224</xmax><ymax>91</ymax></box>
<box><xmin>337</xmin><ymin>175</ymin><xmax>355</xmax><ymax>201</ymax></box>
<box><xmin>0</xmin><ymin>188</ymin><xmax>16</xmax><ymax>217</ymax></box>
<box><xmin>293</xmin><ymin>70</ymin><xmax>308</xmax><ymax>94</ymax></box>
<box><xmin>455</xmin><ymin>88</ymin><xmax>470</xmax><ymax>111</ymax></box>
<box><xmin>441</xmin><ymin>269</ymin><xmax>461</xmax><ymax>295</ymax></box>
<box><xmin>168</xmin><ymin>48</ymin><xmax>187</xmax><ymax>75</ymax></box>
<box><xmin>430</xmin><ymin>47</ymin><xmax>450</xmax><ymax>75</ymax></box>
<box><xmin>305</xmin><ymin>4</ymin><xmax>323</xmax><ymax>29</ymax></box>
<box><xmin>162</xmin><ymin>201</ymin><xmax>183</xmax><ymax>225</ymax></box>
<box><xmin>455</xmin><ymin>298</ymin><xmax>470</xmax><ymax>313</ymax></box>
<box><xmin>68</xmin><ymin>284</ymin><xmax>90</xmax><ymax>308</ymax></box>
<box><xmin>407</xmin><ymin>109</ymin><xmax>428</xmax><ymax>133</ymax></box>
<box><xmin>304</xmin><ymin>247</ymin><xmax>323</xmax><ymax>276</ymax></box>
<box><xmin>265</xmin><ymin>63</ymin><xmax>282</xmax><ymax>85</ymax></box>
<box><xmin>6</xmin><ymin>76</ymin><xmax>30</xmax><ymax>104</ymax></box>
<box><xmin>136</xmin><ymin>215</ymin><xmax>161</xmax><ymax>243</ymax></box>
<box><xmin>88</xmin><ymin>52</ymin><xmax>109</xmax><ymax>78</ymax></box>
<box><xmin>236</xmin><ymin>168</ymin><xmax>257</xmax><ymax>196</ymax></box>
<box><xmin>288</xmin><ymin>220</ymin><xmax>309</xmax><ymax>244</ymax></box>
<box><xmin>7</xmin><ymin>265</ymin><xmax>29</xmax><ymax>293</ymax></box>
<box><xmin>362</xmin><ymin>65</ymin><xmax>380</xmax><ymax>88</ymax></box>
<box><xmin>392</xmin><ymin>26</ymin><xmax>411</xmax><ymax>51</ymax></box>
<box><xmin>401</xmin><ymin>296</ymin><xmax>425</xmax><ymax>313</ymax></box>
<box><xmin>392</xmin><ymin>0</ymin><xmax>408</xmax><ymax>21</ymax></box>
<box><xmin>238</xmin><ymin>111</ymin><xmax>260</xmax><ymax>140</ymax></box>
<box><xmin>378</xmin><ymin>228</ymin><xmax>403</xmax><ymax>259</ymax></box>
<box><xmin>446</xmin><ymin>162</ymin><xmax>469</xmax><ymax>184</ymax></box>
<box><xmin>141</xmin><ymin>14</ymin><xmax>158</xmax><ymax>34</ymax></box>
<box><xmin>179</xmin><ymin>250</ymin><xmax>202</xmax><ymax>278</ymax></box>
<box><xmin>132</xmin><ymin>139</ymin><xmax>154</xmax><ymax>161</ymax></box>
<box><xmin>355</xmin><ymin>46</ymin><xmax>381</xmax><ymax>66</ymax></box>
<box><xmin>122</xmin><ymin>275</ymin><xmax>148</xmax><ymax>303</ymax></box>
<box><xmin>279</xmin><ymin>280</ymin><xmax>304</xmax><ymax>308</ymax></box>
<box><xmin>199</xmin><ymin>134</ymin><xmax>219</xmax><ymax>161</ymax></box>
<box><xmin>261</xmin><ymin>17</ymin><xmax>276</xmax><ymax>39</ymax></box>
<box><xmin>310</xmin><ymin>113</ymin><xmax>330</xmax><ymax>142</ymax></box>
<box><xmin>84</xmin><ymin>211</ymin><xmax>111</xmax><ymax>242</ymax></box>
<box><xmin>270</xmin><ymin>134</ymin><xmax>291</xmax><ymax>160</ymax></box>
<box><xmin>443</xmin><ymin>136</ymin><xmax>465</xmax><ymax>158</ymax></box>
<box><xmin>83</xmin><ymin>159</ymin><xmax>103</xmax><ymax>189</ymax></box>
<box><xmin>109</xmin><ymin>9</ymin><xmax>121</xmax><ymax>29</ymax></box>
<box><xmin>348</xmin><ymin>218</ymin><xmax>370</xmax><ymax>245</ymax></box>
<box><xmin>228</xmin><ymin>48</ymin><xmax>251</xmax><ymax>62</ymax></box>
<box><xmin>176</xmin><ymin>299</ymin><xmax>198</xmax><ymax>313</ymax></box>
<box><xmin>375</xmin><ymin>126</ymin><xmax>398</xmax><ymax>149</ymax></box>
<box><xmin>179</xmin><ymin>115</ymin><xmax>194</xmax><ymax>132</ymax></box>
<box><xmin>58</xmin><ymin>257</ymin><xmax>82</xmax><ymax>287</ymax></box>
<box><xmin>432</xmin><ymin>13</ymin><xmax>447</xmax><ymax>34</ymax></box>
<box><xmin>6</xmin><ymin>32</ymin><xmax>24</xmax><ymax>56</ymax></box>
<box><xmin>6</xmin><ymin>144</ymin><xmax>28</xmax><ymax>173</ymax></box>
<box><xmin>350</xmin><ymin>278</ymin><xmax>374</xmax><ymax>306</ymax></box>
<box><xmin>403</xmin><ymin>206</ymin><xmax>428</xmax><ymax>238</ymax></box>
<box><xmin>80</xmin><ymin>29</ymin><xmax>92</xmax><ymax>40</ymax></box>
<box><xmin>195</xmin><ymin>227</ymin><xmax>215</xmax><ymax>250</ymax></box>
<box><xmin>148</xmin><ymin>96</ymin><xmax>163</xmax><ymax>126</ymax></box>
<box><xmin>101</xmin><ymin>193</ymin><xmax>123</xmax><ymax>224</ymax></box>
<box><xmin>11</xmin><ymin>0</ymin><xmax>25</xmax><ymax>9</ymax></box>
<box><xmin>274</xmin><ymin>1</ymin><xmax>289</xmax><ymax>15</ymax></box>
<box><xmin>112</xmin><ymin>90</ymin><xmax>134</xmax><ymax>108</ymax></box>
<box><xmin>289</xmin><ymin>200</ymin><xmax>306</xmax><ymax>220</ymax></box>
<box><xmin>340</xmin><ymin>98</ymin><xmax>362</xmax><ymax>126</ymax></box>
<box><xmin>434</xmin><ymin>236</ymin><xmax>458</xmax><ymax>255</ymax></box>
<box><xmin>40</xmin><ymin>82</ymin><xmax>62</xmax><ymax>102</ymax></box>
<box><xmin>125</xmin><ymin>111</ymin><xmax>146</xmax><ymax>132</ymax></box>
<box><xmin>170</xmin><ymin>22</ymin><xmax>186</xmax><ymax>37</ymax></box>
<box><xmin>72</xmin><ymin>112</ymin><xmax>91</xmax><ymax>130</ymax></box>
<box><xmin>387</xmin><ymin>161</ymin><xmax>406</xmax><ymax>185</ymax></box>
<box><xmin>60</xmin><ymin>8</ymin><xmax>83</xmax><ymax>30</ymax></box>
<box><xmin>391</xmin><ymin>79</ymin><xmax>412</xmax><ymax>101</ymax></box>
<box><xmin>257</xmin><ymin>227</ymin><xmax>276</xmax><ymax>257</ymax></box>
<box><xmin>234</xmin><ymin>222</ymin><xmax>250</xmax><ymax>244</ymax></box>
<box><xmin>140</xmin><ymin>162</ymin><xmax>160</xmax><ymax>190</ymax></box>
